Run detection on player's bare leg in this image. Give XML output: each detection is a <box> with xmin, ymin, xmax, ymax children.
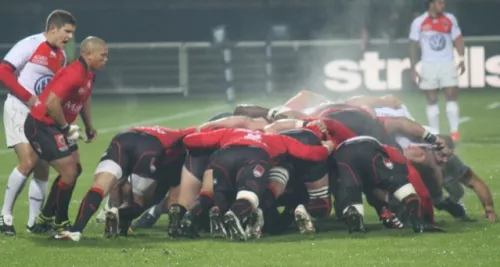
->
<box><xmin>0</xmin><ymin>143</ymin><xmax>41</xmax><ymax>236</ymax></box>
<box><xmin>167</xmin><ymin>166</ymin><xmax>202</xmax><ymax>237</ymax></box>
<box><xmin>181</xmin><ymin>169</ymin><xmax>214</xmax><ymax>238</ymax></box>
<box><xmin>444</xmin><ymin>87</ymin><xmax>460</xmax><ymax>141</ymax></box>
<box><xmin>425</xmin><ymin>89</ymin><xmax>440</xmax><ymax>133</ymax></box>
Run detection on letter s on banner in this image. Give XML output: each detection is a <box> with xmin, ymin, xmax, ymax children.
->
<box><xmin>324</xmin><ymin>60</ymin><xmax>362</xmax><ymax>92</ymax></box>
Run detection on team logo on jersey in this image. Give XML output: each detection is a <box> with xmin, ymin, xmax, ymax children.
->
<box><xmin>253</xmin><ymin>165</ymin><xmax>265</xmax><ymax>178</ymax></box>
<box><xmin>150</xmin><ymin>158</ymin><xmax>157</xmax><ymax>173</ymax></box>
<box><xmin>34</xmin><ymin>75</ymin><xmax>53</xmax><ymax>95</ymax></box>
<box><xmin>383</xmin><ymin>158</ymin><xmax>394</xmax><ymax>169</ymax></box>
<box><xmin>429</xmin><ymin>34</ymin><xmax>446</xmax><ymax>51</ymax></box>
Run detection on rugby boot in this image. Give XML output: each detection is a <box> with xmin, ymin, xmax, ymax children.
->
<box><xmin>224</xmin><ymin>210</ymin><xmax>247</xmax><ymax>241</ymax></box>
<box><xmin>379</xmin><ymin>207</ymin><xmax>404</xmax><ymax>229</ymax></box>
<box><xmin>294</xmin><ymin>204</ymin><xmax>315</xmax><ymax>234</ymax></box>
<box><xmin>343</xmin><ymin>206</ymin><xmax>366</xmax><ymax>233</ymax></box>
<box><xmin>209</xmin><ymin>206</ymin><xmax>227</xmax><ymax>238</ymax></box>
<box><xmin>133</xmin><ymin>213</ymin><xmax>159</xmax><ymax>230</ymax></box>
<box><xmin>167</xmin><ymin>204</ymin><xmax>186</xmax><ymax>237</ymax></box>
<box><xmin>180</xmin><ymin>211</ymin><xmax>200</xmax><ymax>238</ymax></box>
<box><xmin>104</xmin><ymin>207</ymin><xmax>119</xmax><ymax>238</ymax></box>
<box><xmin>29</xmin><ymin>214</ymin><xmax>54</xmax><ymax>234</ymax></box>
<box><xmin>54</xmin><ymin>231</ymin><xmax>82</xmax><ymax>242</ymax></box>
<box><xmin>245</xmin><ymin>208</ymin><xmax>264</xmax><ymax>239</ymax></box>
<box><xmin>0</xmin><ymin>215</ymin><xmax>16</xmax><ymax>236</ymax></box>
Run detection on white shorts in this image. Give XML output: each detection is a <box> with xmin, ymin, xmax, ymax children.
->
<box><xmin>419</xmin><ymin>61</ymin><xmax>458</xmax><ymax>90</ymax></box>
<box><xmin>3</xmin><ymin>96</ymin><xmax>30</xmax><ymax>148</ymax></box>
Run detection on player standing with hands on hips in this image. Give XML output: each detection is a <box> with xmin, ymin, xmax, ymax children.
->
<box><xmin>0</xmin><ymin>10</ymin><xmax>75</xmax><ymax>235</ymax></box>
<box><xmin>409</xmin><ymin>0</ymin><xmax>465</xmax><ymax>142</ymax></box>
<box><xmin>24</xmin><ymin>37</ymin><xmax>108</xmax><ymax>233</ymax></box>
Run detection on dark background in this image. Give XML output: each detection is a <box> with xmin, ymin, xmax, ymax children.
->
<box><xmin>2</xmin><ymin>0</ymin><xmax>499</xmax><ymax>43</ymax></box>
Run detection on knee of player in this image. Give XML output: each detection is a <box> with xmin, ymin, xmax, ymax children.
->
<box><xmin>93</xmin><ymin>172</ymin><xmax>118</xmax><ymax>195</ymax></box>
<box><xmin>17</xmin><ymin>157</ymin><xmax>38</xmax><ymax>175</ymax></box>
<box><xmin>236</xmin><ymin>190</ymin><xmax>259</xmax><ymax>209</ymax></box>
<box><xmin>392</xmin><ymin>183</ymin><xmax>417</xmax><ymax>202</ymax></box>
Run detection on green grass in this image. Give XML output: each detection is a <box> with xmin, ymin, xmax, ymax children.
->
<box><xmin>0</xmin><ymin>91</ymin><xmax>500</xmax><ymax>267</ymax></box>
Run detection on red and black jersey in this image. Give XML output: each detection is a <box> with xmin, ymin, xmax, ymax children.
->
<box><xmin>183</xmin><ymin>128</ymin><xmax>329</xmax><ymax>162</ymax></box>
<box><xmin>30</xmin><ymin>57</ymin><xmax>95</xmax><ymax>125</ymax></box>
<box><xmin>131</xmin><ymin>126</ymin><xmax>196</xmax><ymax>163</ymax></box>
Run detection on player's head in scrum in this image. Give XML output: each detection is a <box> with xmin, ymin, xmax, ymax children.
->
<box><xmin>80</xmin><ymin>36</ymin><xmax>109</xmax><ymax>71</ymax></box>
<box><xmin>45</xmin><ymin>9</ymin><xmax>77</xmax><ymax>49</ymax></box>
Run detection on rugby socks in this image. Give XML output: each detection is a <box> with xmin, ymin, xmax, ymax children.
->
<box><xmin>41</xmin><ymin>175</ymin><xmax>61</xmax><ymax>217</ymax></box>
<box><xmin>1</xmin><ymin>167</ymin><xmax>28</xmax><ymax>216</ymax></box>
<box><xmin>190</xmin><ymin>192</ymin><xmax>213</xmax><ymax>217</ymax></box>
<box><xmin>119</xmin><ymin>202</ymin><xmax>144</xmax><ymax>221</ymax></box>
<box><xmin>230</xmin><ymin>199</ymin><xmax>253</xmax><ymax>221</ymax></box>
<box><xmin>261</xmin><ymin>185</ymin><xmax>278</xmax><ymax>210</ymax></box>
<box><xmin>54</xmin><ymin>179</ymin><xmax>73</xmax><ymax>224</ymax></box>
<box><xmin>27</xmin><ymin>178</ymin><xmax>48</xmax><ymax>227</ymax></box>
<box><xmin>446</xmin><ymin>101</ymin><xmax>460</xmax><ymax>132</ymax></box>
<box><xmin>426</xmin><ymin>104</ymin><xmax>440</xmax><ymax>133</ymax></box>
<box><xmin>306</xmin><ymin>198</ymin><xmax>331</xmax><ymax>218</ymax></box>
<box><xmin>148</xmin><ymin>198</ymin><xmax>165</xmax><ymax>218</ymax></box>
<box><xmin>73</xmin><ymin>187</ymin><xmax>104</xmax><ymax>233</ymax></box>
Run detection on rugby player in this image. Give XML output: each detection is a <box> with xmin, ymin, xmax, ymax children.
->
<box><xmin>25</xmin><ymin>37</ymin><xmax>107</xmax><ymax>233</ymax></box>
<box><xmin>180</xmin><ymin>128</ymin><xmax>334</xmax><ymax>241</ymax></box>
<box><xmin>0</xmin><ymin>10</ymin><xmax>75</xmax><ymax>235</ymax></box>
<box><xmin>55</xmin><ymin>126</ymin><xmax>192</xmax><ymax>241</ymax></box>
<box><xmin>409</xmin><ymin>0</ymin><xmax>465</xmax><ymax>141</ymax></box>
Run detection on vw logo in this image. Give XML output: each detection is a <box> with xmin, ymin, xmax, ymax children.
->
<box><xmin>429</xmin><ymin>34</ymin><xmax>446</xmax><ymax>51</ymax></box>
<box><xmin>34</xmin><ymin>75</ymin><xmax>53</xmax><ymax>95</ymax></box>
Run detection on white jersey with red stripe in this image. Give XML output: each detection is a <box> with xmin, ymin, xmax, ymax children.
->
<box><xmin>2</xmin><ymin>33</ymin><xmax>66</xmax><ymax>147</ymax></box>
<box><xmin>409</xmin><ymin>12</ymin><xmax>461</xmax><ymax>63</ymax></box>
<box><xmin>4</xmin><ymin>33</ymin><xmax>66</xmax><ymax>100</ymax></box>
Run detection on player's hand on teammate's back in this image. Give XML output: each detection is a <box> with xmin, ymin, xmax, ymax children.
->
<box><xmin>457</xmin><ymin>61</ymin><xmax>466</xmax><ymax>75</ymax></box>
<box><xmin>85</xmin><ymin>127</ymin><xmax>97</xmax><ymax>143</ymax></box>
<box><xmin>25</xmin><ymin>95</ymin><xmax>38</xmax><ymax>108</ymax></box>
<box><xmin>321</xmin><ymin>140</ymin><xmax>334</xmax><ymax>153</ymax></box>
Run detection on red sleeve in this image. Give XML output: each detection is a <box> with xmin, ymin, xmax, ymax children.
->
<box><xmin>322</xmin><ymin>118</ymin><xmax>357</xmax><ymax>140</ymax></box>
<box><xmin>179</xmin><ymin>127</ymin><xmax>197</xmax><ymax>136</ymax></box>
<box><xmin>280</xmin><ymin>135</ymin><xmax>328</xmax><ymax>162</ymax></box>
<box><xmin>183</xmin><ymin>128</ymin><xmax>227</xmax><ymax>149</ymax></box>
<box><xmin>0</xmin><ymin>62</ymin><xmax>32</xmax><ymax>101</ymax></box>
<box><xmin>50</xmin><ymin>71</ymin><xmax>83</xmax><ymax>101</ymax></box>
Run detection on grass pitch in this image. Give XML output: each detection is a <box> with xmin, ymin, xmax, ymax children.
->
<box><xmin>0</xmin><ymin>91</ymin><xmax>499</xmax><ymax>267</ymax></box>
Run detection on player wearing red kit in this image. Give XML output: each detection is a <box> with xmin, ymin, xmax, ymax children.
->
<box><xmin>24</xmin><ymin>37</ymin><xmax>108</xmax><ymax>233</ymax></box>
<box><xmin>55</xmin><ymin>126</ymin><xmax>194</xmax><ymax>241</ymax></box>
<box><xmin>0</xmin><ymin>10</ymin><xmax>75</xmax><ymax>236</ymax></box>
<box><xmin>180</xmin><ymin>128</ymin><xmax>333</xmax><ymax>241</ymax></box>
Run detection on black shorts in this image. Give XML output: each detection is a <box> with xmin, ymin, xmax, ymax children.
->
<box><xmin>184</xmin><ymin>153</ymin><xmax>210</xmax><ymax>182</ymax></box>
<box><xmin>24</xmin><ymin>114</ymin><xmax>78</xmax><ymax>162</ymax></box>
<box><xmin>99</xmin><ymin>130</ymin><xmax>164</xmax><ymax>180</ymax></box>
<box><xmin>333</xmin><ymin>139</ymin><xmax>409</xmax><ymax>208</ymax></box>
<box><xmin>150</xmin><ymin>154</ymin><xmax>186</xmax><ymax>203</ymax></box>
<box><xmin>209</xmin><ymin>146</ymin><xmax>271</xmax><ymax>195</ymax></box>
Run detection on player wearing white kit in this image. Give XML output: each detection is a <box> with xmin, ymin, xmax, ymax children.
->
<box><xmin>409</xmin><ymin>0</ymin><xmax>465</xmax><ymax>142</ymax></box>
<box><xmin>0</xmin><ymin>10</ymin><xmax>76</xmax><ymax>235</ymax></box>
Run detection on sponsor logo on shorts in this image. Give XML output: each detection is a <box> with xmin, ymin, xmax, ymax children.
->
<box><xmin>54</xmin><ymin>134</ymin><xmax>68</xmax><ymax>152</ymax></box>
<box><xmin>253</xmin><ymin>165</ymin><xmax>265</xmax><ymax>178</ymax></box>
<box><xmin>383</xmin><ymin>158</ymin><xmax>394</xmax><ymax>169</ymax></box>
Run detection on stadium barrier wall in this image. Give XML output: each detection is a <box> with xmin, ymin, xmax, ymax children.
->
<box><xmin>0</xmin><ymin>36</ymin><xmax>499</xmax><ymax>97</ymax></box>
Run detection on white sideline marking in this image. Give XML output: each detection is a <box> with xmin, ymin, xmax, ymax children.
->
<box><xmin>486</xmin><ymin>102</ymin><xmax>500</xmax><ymax>110</ymax></box>
<box><xmin>0</xmin><ymin>104</ymin><xmax>228</xmax><ymax>156</ymax></box>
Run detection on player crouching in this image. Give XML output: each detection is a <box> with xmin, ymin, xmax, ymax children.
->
<box><xmin>54</xmin><ymin>126</ymin><xmax>193</xmax><ymax>241</ymax></box>
<box><xmin>180</xmin><ymin>128</ymin><xmax>334</xmax><ymax>241</ymax></box>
